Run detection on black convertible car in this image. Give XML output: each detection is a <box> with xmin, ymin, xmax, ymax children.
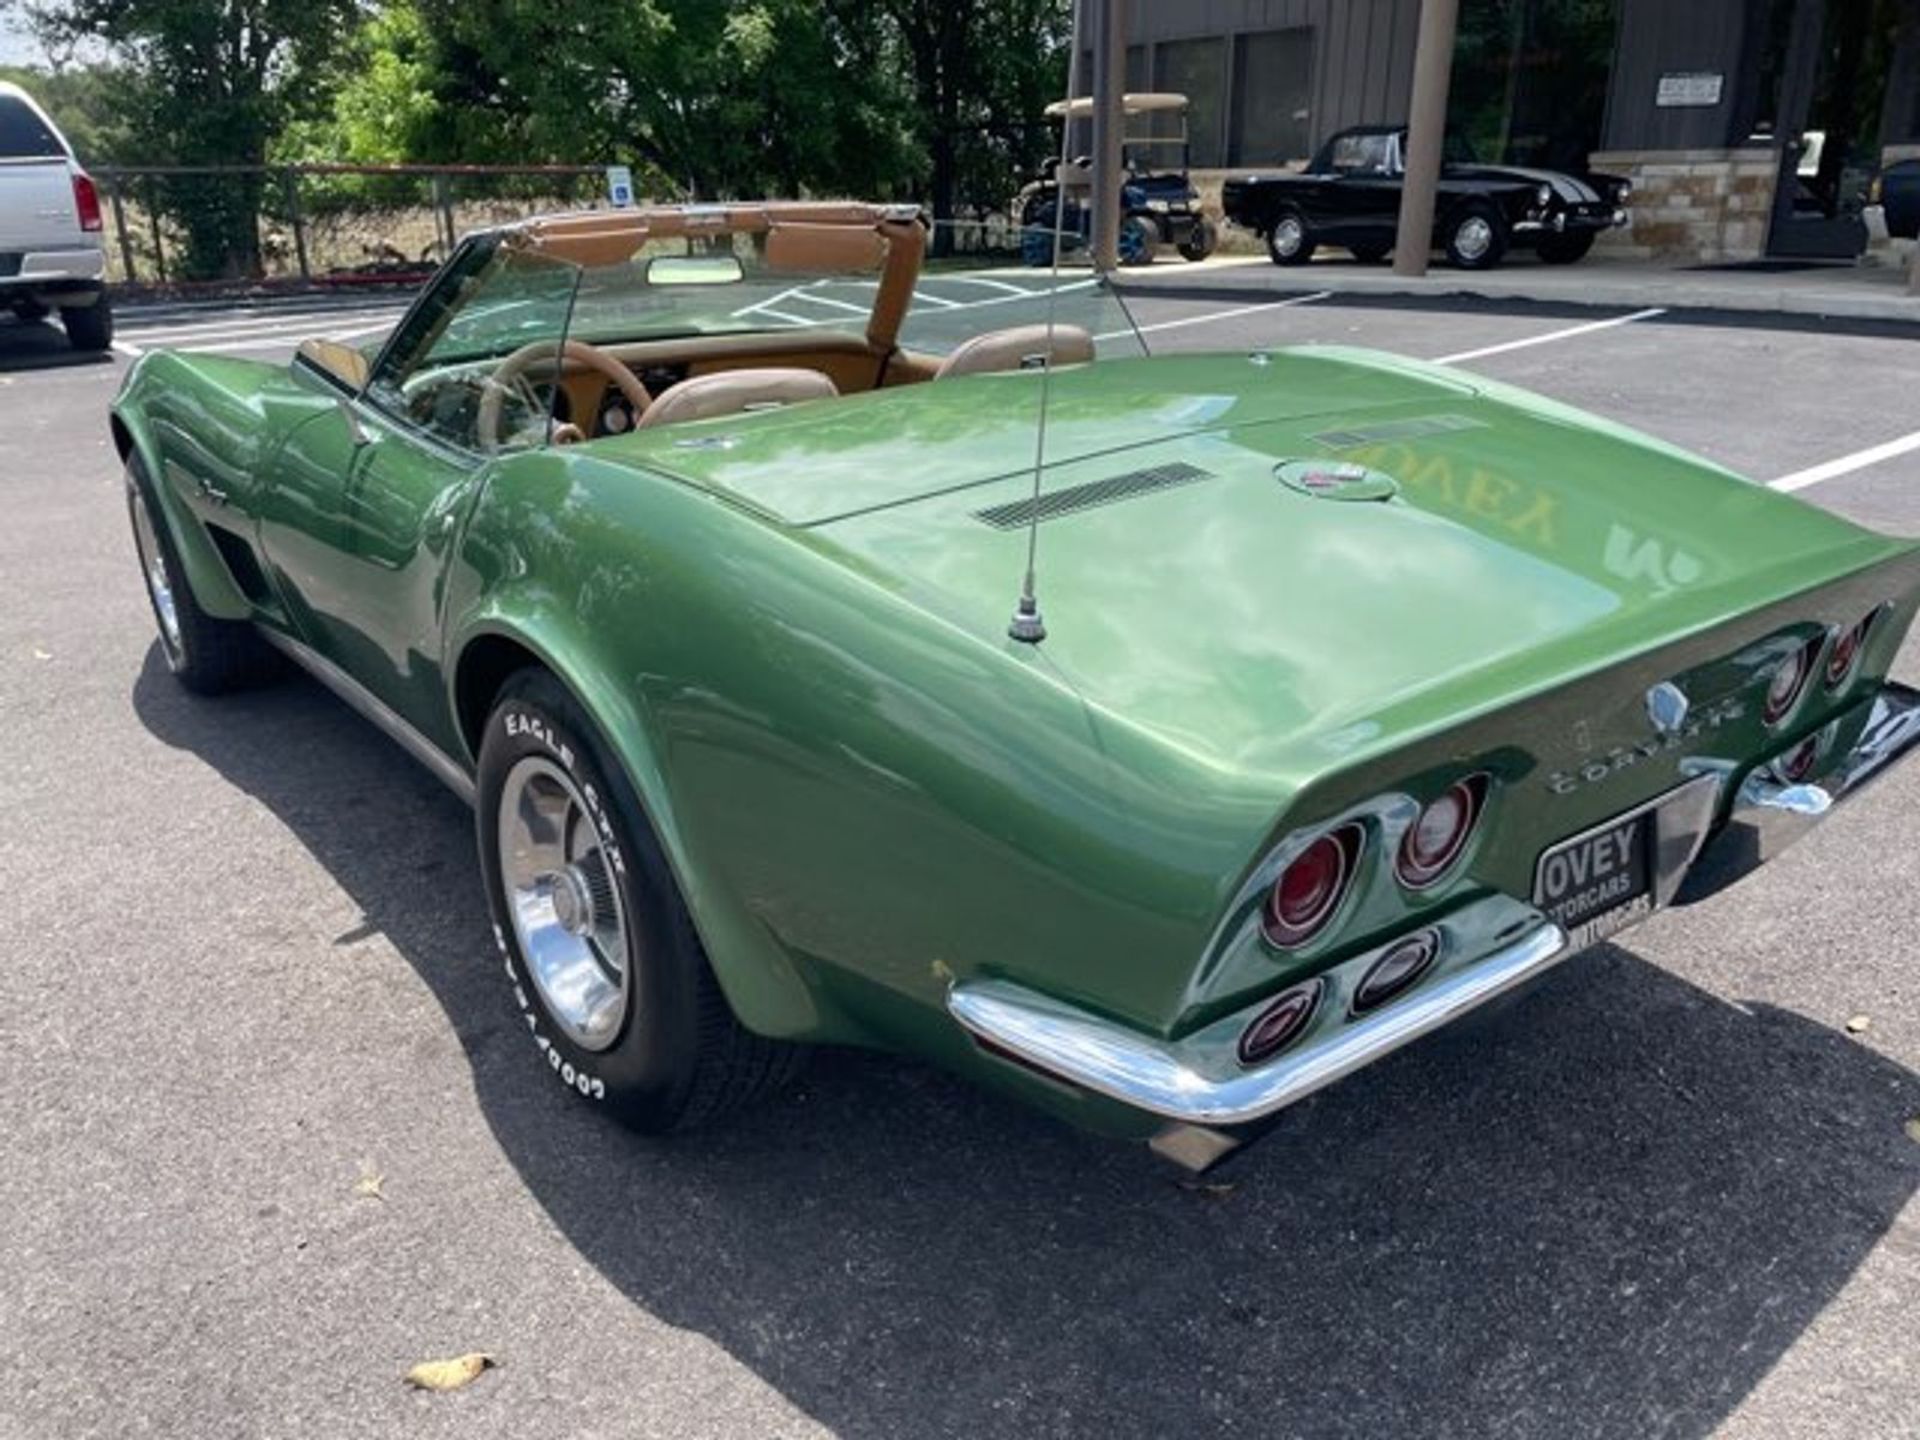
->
<box><xmin>1222</xmin><ymin>125</ymin><xmax>1630</xmax><ymax>269</ymax></box>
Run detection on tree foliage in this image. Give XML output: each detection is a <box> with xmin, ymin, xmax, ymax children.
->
<box><xmin>16</xmin><ymin>0</ymin><xmax>1069</xmax><ymax>278</ymax></box>
<box><xmin>0</xmin><ymin>61</ymin><xmax>133</xmax><ymax>163</ymax></box>
<box><xmin>29</xmin><ymin>0</ymin><xmax>362</xmax><ymax>275</ymax></box>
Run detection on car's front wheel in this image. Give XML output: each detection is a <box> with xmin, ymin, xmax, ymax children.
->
<box><xmin>1445</xmin><ymin>205</ymin><xmax>1509</xmax><ymax>269</ymax></box>
<box><xmin>476</xmin><ymin>669</ymin><xmax>804</xmax><ymax>1132</ymax></box>
<box><xmin>1536</xmin><ymin>231</ymin><xmax>1596</xmax><ymax>264</ymax></box>
<box><xmin>125</xmin><ymin>456</ymin><xmax>278</xmax><ymax>694</ymax></box>
<box><xmin>1265</xmin><ymin>207</ymin><xmax>1316</xmax><ymax>266</ymax></box>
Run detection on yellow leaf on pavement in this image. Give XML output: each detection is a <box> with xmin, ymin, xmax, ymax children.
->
<box><xmin>404</xmin><ymin>1353</ymin><xmax>495</xmax><ymax>1391</ymax></box>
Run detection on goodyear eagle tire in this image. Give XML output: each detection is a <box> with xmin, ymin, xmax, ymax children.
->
<box><xmin>477</xmin><ymin>669</ymin><xmax>803</xmax><ymax>1132</ymax></box>
<box><xmin>125</xmin><ymin>455</ymin><xmax>279</xmax><ymax>694</ymax></box>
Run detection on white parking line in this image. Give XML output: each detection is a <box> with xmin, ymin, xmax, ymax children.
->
<box><xmin>178</xmin><ymin>317</ymin><xmax>397</xmax><ymax>354</ymax></box>
<box><xmin>1771</xmin><ymin>428</ymin><xmax>1920</xmax><ymax>493</ymax></box>
<box><xmin>1094</xmin><ymin>291</ymin><xmax>1332</xmax><ymax>342</ymax></box>
<box><xmin>943</xmin><ymin>276</ymin><xmax>1040</xmax><ymax>295</ymax></box>
<box><xmin>1430</xmin><ymin>307</ymin><xmax>1666</xmax><ymax>365</ymax></box>
<box><xmin>119</xmin><ymin>305</ymin><xmax>407</xmax><ymax>343</ymax></box>
<box><xmin>787</xmin><ymin>290</ymin><xmax>872</xmax><ymax>315</ymax></box>
<box><xmin>740</xmin><ymin>307</ymin><xmax>816</xmax><ymax>328</ymax></box>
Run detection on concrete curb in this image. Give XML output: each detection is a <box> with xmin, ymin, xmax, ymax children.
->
<box><xmin>1113</xmin><ymin>256</ymin><xmax>1920</xmax><ymax>325</ymax></box>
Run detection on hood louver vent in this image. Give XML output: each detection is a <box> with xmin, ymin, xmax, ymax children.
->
<box><xmin>974</xmin><ymin>461</ymin><xmax>1215</xmax><ymax>531</ymax></box>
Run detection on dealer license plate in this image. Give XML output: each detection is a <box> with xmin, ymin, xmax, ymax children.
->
<box><xmin>1533</xmin><ymin>811</ymin><xmax>1654</xmax><ymax>952</ymax></box>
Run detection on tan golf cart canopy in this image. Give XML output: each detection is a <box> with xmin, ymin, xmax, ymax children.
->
<box><xmin>1042</xmin><ymin>92</ymin><xmax>1190</xmax><ymax>119</ymax></box>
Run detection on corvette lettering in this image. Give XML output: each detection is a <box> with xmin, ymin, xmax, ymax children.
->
<box><xmin>1546</xmin><ymin>694</ymin><xmax>1745</xmax><ymax>794</ymax></box>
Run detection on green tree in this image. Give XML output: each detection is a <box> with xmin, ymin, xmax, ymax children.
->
<box><xmin>28</xmin><ymin>0</ymin><xmax>361</xmax><ymax>277</ymax></box>
<box><xmin>866</xmin><ymin>0</ymin><xmax>1067</xmax><ymax>247</ymax></box>
<box><xmin>354</xmin><ymin>0</ymin><xmax>1064</xmax><ymax>226</ymax></box>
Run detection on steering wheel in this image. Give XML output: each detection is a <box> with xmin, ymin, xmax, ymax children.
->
<box><xmin>477</xmin><ymin>339</ymin><xmax>652</xmax><ymax>452</ymax></box>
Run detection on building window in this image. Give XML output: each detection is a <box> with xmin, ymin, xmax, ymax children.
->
<box><xmin>1230</xmin><ymin>28</ymin><xmax>1315</xmax><ymax>167</ymax></box>
<box><xmin>1447</xmin><ymin>0</ymin><xmax>1621</xmax><ymax>171</ymax></box>
<box><xmin>1154</xmin><ymin>37</ymin><xmax>1228</xmax><ymax>167</ymax></box>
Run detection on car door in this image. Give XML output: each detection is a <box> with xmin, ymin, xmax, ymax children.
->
<box><xmin>1314</xmin><ymin>132</ymin><xmax>1399</xmax><ymax>242</ymax></box>
<box><xmin>255</xmin><ymin>237</ymin><xmax>581</xmax><ymax>749</ymax></box>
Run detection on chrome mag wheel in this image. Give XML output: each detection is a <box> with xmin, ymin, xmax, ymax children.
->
<box><xmin>128</xmin><ymin>480</ymin><xmax>184</xmax><ymax>664</ymax></box>
<box><xmin>497</xmin><ymin>755</ymin><xmax>632</xmax><ymax>1052</ymax></box>
<box><xmin>1454</xmin><ymin>215</ymin><xmax>1494</xmax><ymax>263</ymax></box>
<box><xmin>1271</xmin><ymin>216</ymin><xmax>1305</xmax><ymax>258</ymax></box>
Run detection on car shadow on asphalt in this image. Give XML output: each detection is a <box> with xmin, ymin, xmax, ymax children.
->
<box><xmin>0</xmin><ymin>314</ymin><xmax>115</xmax><ymax>372</ymax></box>
<box><xmin>132</xmin><ymin>649</ymin><xmax>1920</xmax><ymax>1440</ymax></box>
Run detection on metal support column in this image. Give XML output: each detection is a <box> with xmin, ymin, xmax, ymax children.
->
<box><xmin>1393</xmin><ymin>0</ymin><xmax>1460</xmax><ymax>277</ymax></box>
<box><xmin>108</xmin><ymin>176</ymin><xmax>136</xmax><ymax>283</ymax></box>
<box><xmin>145</xmin><ymin>176</ymin><xmax>167</xmax><ymax>285</ymax></box>
<box><xmin>281</xmin><ymin>168</ymin><xmax>310</xmax><ymax>281</ymax></box>
<box><xmin>432</xmin><ymin>173</ymin><xmax>456</xmax><ymax>257</ymax></box>
<box><xmin>1089</xmin><ymin>0</ymin><xmax>1125</xmax><ymax>272</ymax></box>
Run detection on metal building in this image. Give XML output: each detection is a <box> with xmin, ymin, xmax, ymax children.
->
<box><xmin>1122</xmin><ymin>0</ymin><xmax>1920</xmax><ymax>262</ymax></box>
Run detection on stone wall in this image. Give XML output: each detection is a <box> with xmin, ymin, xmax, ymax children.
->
<box><xmin>1588</xmin><ymin>148</ymin><xmax>1779</xmax><ymax>263</ymax></box>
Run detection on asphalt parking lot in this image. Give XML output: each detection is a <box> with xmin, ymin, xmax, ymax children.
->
<box><xmin>3</xmin><ymin>279</ymin><xmax>1918</xmax><ymax>1440</ymax></box>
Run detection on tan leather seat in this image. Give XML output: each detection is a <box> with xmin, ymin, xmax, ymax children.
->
<box><xmin>932</xmin><ymin>324</ymin><xmax>1095</xmax><ymax>382</ymax></box>
<box><xmin>637</xmin><ymin>367</ymin><xmax>839</xmax><ymax>429</ymax></box>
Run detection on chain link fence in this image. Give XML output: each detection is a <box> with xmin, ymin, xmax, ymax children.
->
<box><xmin>92</xmin><ymin>163</ymin><xmax>1042</xmax><ymax>290</ymax></box>
<box><xmin>94</xmin><ymin>164</ymin><xmax>611</xmax><ymax>289</ymax></box>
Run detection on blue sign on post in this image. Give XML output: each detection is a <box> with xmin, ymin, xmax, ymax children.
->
<box><xmin>606</xmin><ymin>165</ymin><xmax>635</xmax><ymax>208</ymax></box>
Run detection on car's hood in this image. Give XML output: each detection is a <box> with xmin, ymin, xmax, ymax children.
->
<box><xmin>627</xmin><ymin>348</ymin><xmax>1480</xmax><ymax>526</ymax></box>
<box><xmin>626</xmin><ymin>351</ymin><xmax>1902</xmax><ymax>770</ymax></box>
<box><xmin>1446</xmin><ymin>163</ymin><xmax>1602</xmax><ymax>203</ymax></box>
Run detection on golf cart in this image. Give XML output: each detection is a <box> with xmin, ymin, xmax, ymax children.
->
<box><xmin>1016</xmin><ymin>92</ymin><xmax>1219</xmax><ymax>266</ymax></box>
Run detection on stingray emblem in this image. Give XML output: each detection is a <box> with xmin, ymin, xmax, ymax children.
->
<box><xmin>1645</xmin><ymin>681</ymin><xmax>1691</xmax><ymax>738</ymax></box>
<box><xmin>1274</xmin><ymin>459</ymin><xmax>1399</xmax><ymax>502</ymax></box>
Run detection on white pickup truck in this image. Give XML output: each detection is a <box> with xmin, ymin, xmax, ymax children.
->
<box><xmin>0</xmin><ymin>80</ymin><xmax>111</xmax><ymax>351</ymax></box>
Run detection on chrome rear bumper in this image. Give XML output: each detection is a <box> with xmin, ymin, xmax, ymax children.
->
<box><xmin>950</xmin><ymin>910</ymin><xmax>1568</xmax><ymax>1130</ymax></box>
<box><xmin>1678</xmin><ymin>680</ymin><xmax>1920</xmax><ymax>902</ymax></box>
<box><xmin>948</xmin><ymin>682</ymin><xmax>1920</xmax><ymax>1146</ymax></box>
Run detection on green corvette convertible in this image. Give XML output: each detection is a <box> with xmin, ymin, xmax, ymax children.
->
<box><xmin>111</xmin><ymin>202</ymin><xmax>1920</xmax><ymax>1170</ymax></box>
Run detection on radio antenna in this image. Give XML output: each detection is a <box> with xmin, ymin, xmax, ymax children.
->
<box><xmin>1007</xmin><ymin>12</ymin><xmax>1086</xmax><ymax>645</ymax></box>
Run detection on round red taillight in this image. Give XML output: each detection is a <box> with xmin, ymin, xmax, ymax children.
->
<box><xmin>1778</xmin><ymin>734</ymin><xmax>1820</xmax><ymax>784</ymax></box>
<box><xmin>1763</xmin><ymin>639</ymin><xmax>1817</xmax><ymax>727</ymax></box>
<box><xmin>1352</xmin><ymin>929</ymin><xmax>1442</xmax><ymax>1015</ymax></box>
<box><xmin>1238</xmin><ymin>979</ymin><xmax>1323</xmax><ymax>1065</ymax></box>
<box><xmin>1262</xmin><ymin>827</ymin><xmax>1359</xmax><ymax>949</ymax></box>
<box><xmin>1395</xmin><ymin>776</ymin><xmax>1484</xmax><ymax>889</ymax></box>
<box><xmin>1824</xmin><ymin>613</ymin><xmax>1874</xmax><ymax>691</ymax></box>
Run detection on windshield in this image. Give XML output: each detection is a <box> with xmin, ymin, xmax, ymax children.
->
<box><xmin>354</xmin><ymin>213</ymin><xmax>1149</xmax><ymax>455</ymax></box>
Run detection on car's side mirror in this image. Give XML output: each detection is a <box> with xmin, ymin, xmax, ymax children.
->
<box><xmin>294</xmin><ymin>337</ymin><xmax>372</xmax><ymax>391</ymax></box>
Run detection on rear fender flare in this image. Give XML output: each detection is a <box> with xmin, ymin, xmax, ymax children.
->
<box><xmin>445</xmin><ymin>608</ymin><xmax>838</xmax><ymax>1043</ymax></box>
